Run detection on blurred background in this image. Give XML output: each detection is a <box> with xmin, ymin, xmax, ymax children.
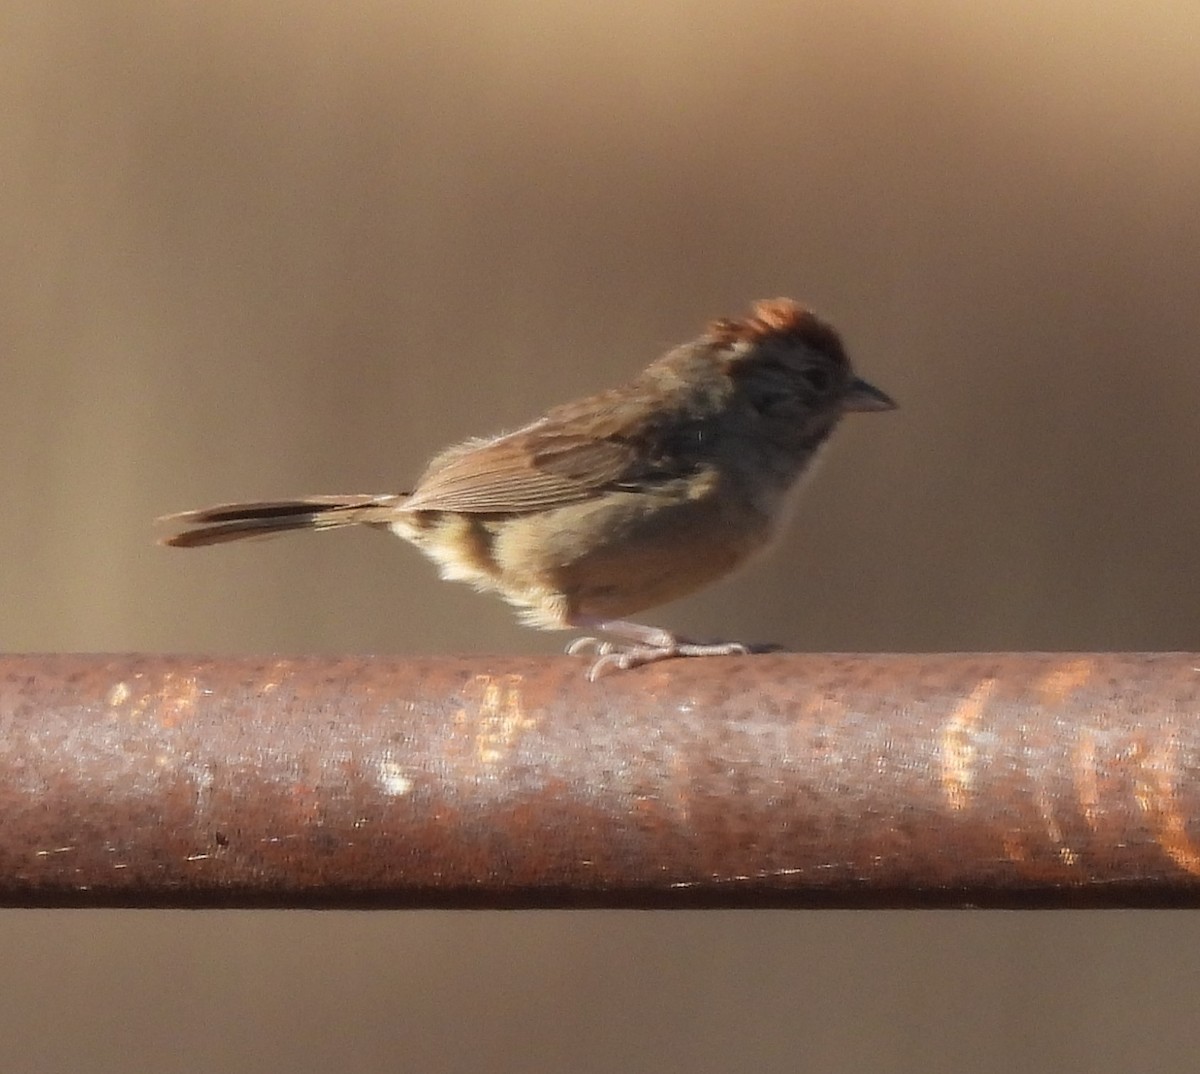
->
<box><xmin>3</xmin><ymin>2</ymin><xmax>1200</xmax><ymax>1071</ymax></box>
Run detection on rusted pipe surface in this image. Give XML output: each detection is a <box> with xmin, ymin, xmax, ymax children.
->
<box><xmin>0</xmin><ymin>652</ymin><xmax>1198</xmax><ymax>908</ymax></box>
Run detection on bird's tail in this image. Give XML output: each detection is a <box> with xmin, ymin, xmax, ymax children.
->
<box><xmin>158</xmin><ymin>494</ymin><xmax>406</xmax><ymax>548</ymax></box>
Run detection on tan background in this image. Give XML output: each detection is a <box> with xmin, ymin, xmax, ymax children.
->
<box><xmin>3</xmin><ymin>2</ymin><xmax>1200</xmax><ymax>1071</ymax></box>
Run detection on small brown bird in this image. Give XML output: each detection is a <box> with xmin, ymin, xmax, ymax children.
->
<box><xmin>161</xmin><ymin>299</ymin><xmax>895</xmax><ymax>678</ymax></box>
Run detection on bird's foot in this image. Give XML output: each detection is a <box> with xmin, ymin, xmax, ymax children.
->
<box><xmin>581</xmin><ymin>639</ymin><xmax>750</xmax><ymax>681</ymax></box>
<box><xmin>565</xmin><ymin>617</ymin><xmax>753</xmax><ymax>681</ymax></box>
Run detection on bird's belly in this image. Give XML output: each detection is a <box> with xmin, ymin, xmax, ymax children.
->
<box><xmin>492</xmin><ymin>483</ymin><xmax>773</xmax><ymax>621</ymax></box>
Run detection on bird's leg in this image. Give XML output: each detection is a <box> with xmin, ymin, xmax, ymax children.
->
<box><xmin>566</xmin><ymin>616</ymin><xmax>750</xmax><ymax>680</ymax></box>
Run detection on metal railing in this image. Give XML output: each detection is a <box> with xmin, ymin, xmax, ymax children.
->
<box><xmin>1</xmin><ymin>652</ymin><xmax>1197</xmax><ymax>908</ymax></box>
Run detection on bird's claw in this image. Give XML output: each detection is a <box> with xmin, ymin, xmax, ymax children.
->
<box><xmin>565</xmin><ymin>636</ymin><xmax>617</xmax><ymax>657</ymax></box>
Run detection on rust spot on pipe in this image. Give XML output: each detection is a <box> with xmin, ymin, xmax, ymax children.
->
<box><xmin>1</xmin><ymin>652</ymin><xmax>1200</xmax><ymax>908</ymax></box>
<box><xmin>1036</xmin><ymin>658</ymin><xmax>1095</xmax><ymax>704</ymax></box>
<box><xmin>1135</xmin><ymin>737</ymin><xmax>1200</xmax><ymax>876</ymax></box>
<box><xmin>940</xmin><ymin>677</ymin><xmax>995</xmax><ymax>811</ymax></box>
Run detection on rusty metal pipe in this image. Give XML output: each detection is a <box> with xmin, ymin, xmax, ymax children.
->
<box><xmin>1</xmin><ymin>652</ymin><xmax>1198</xmax><ymax>908</ymax></box>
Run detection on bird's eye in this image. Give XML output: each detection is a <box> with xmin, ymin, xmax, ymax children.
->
<box><xmin>799</xmin><ymin>366</ymin><xmax>832</xmax><ymax>393</ymax></box>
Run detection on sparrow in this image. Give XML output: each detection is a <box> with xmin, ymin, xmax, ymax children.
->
<box><xmin>160</xmin><ymin>298</ymin><xmax>895</xmax><ymax>678</ymax></box>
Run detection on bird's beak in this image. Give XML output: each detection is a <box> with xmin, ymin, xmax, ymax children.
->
<box><xmin>842</xmin><ymin>377</ymin><xmax>897</xmax><ymax>412</ymax></box>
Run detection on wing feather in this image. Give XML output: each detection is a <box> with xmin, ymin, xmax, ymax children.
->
<box><xmin>403</xmin><ymin>423</ymin><xmax>639</xmax><ymax>513</ymax></box>
<box><xmin>402</xmin><ymin>377</ymin><xmax>707</xmax><ymax>514</ymax></box>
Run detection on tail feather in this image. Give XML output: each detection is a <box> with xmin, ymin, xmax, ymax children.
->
<box><xmin>158</xmin><ymin>494</ymin><xmax>405</xmax><ymax>548</ymax></box>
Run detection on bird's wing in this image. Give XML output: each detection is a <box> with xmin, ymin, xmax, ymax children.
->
<box><xmin>403</xmin><ymin>386</ymin><xmax>695</xmax><ymax>514</ymax></box>
<box><xmin>403</xmin><ymin>422</ymin><xmax>639</xmax><ymax>513</ymax></box>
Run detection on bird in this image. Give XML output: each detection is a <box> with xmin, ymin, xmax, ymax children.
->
<box><xmin>160</xmin><ymin>298</ymin><xmax>895</xmax><ymax>678</ymax></box>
